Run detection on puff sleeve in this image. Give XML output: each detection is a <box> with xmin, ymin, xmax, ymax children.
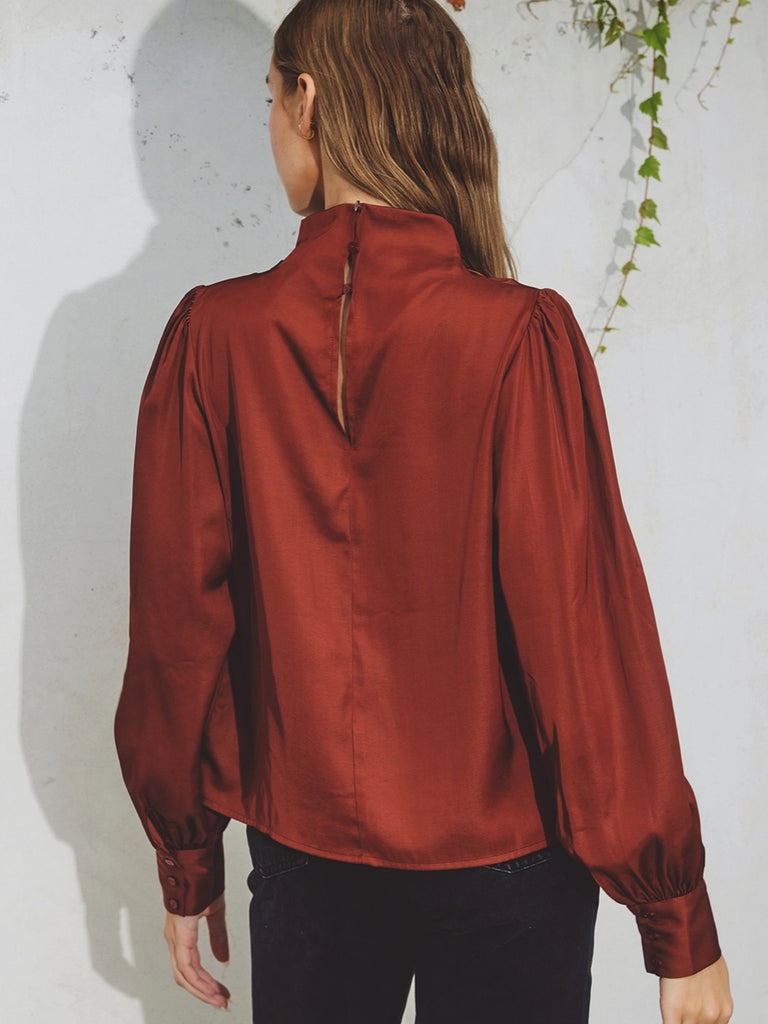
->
<box><xmin>115</xmin><ymin>287</ymin><xmax>234</xmax><ymax>916</ymax></box>
<box><xmin>493</xmin><ymin>288</ymin><xmax>721</xmax><ymax>977</ymax></box>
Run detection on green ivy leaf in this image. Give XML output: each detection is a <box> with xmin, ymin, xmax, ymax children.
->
<box><xmin>638</xmin><ymin>155</ymin><xmax>661</xmax><ymax>180</ymax></box>
<box><xmin>616</xmin><ymin>295</ymin><xmax>629</xmax><ymax>308</ymax></box>
<box><xmin>639</xmin><ymin>198</ymin><xmax>659</xmax><ymax>222</ymax></box>
<box><xmin>638</xmin><ymin>91</ymin><xmax>663</xmax><ymax>121</ymax></box>
<box><xmin>635</xmin><ymin>225</ymin><xmax>660</xmax><ymax>247</ymax></box>
<box><xmin>642</xmin><ymin>21</ymin><xmax>671</xmax><ymax>56</ymax></box>
<box><xmin>650</xmin><ymin>125</ymin><xmax>669</xmax><ymax>150</ymax></box>
<box><xmin>654</xmin><ymin>54</ymin><xmax>669</xmax><ymax>82</ymax></box>
<box><xmin>605</xmin><ymin>16</ymin><xmax>624</xmax><ymax>46</ymax></box>
<box><xmin>621</xmin><ymin>261</ymin><xmax>639</xmax><ymax>276</ymax></box>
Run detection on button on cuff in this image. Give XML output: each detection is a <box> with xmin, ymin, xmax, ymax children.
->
<box><xmin>155</xmin><ymin>838</ymin><xmax>226</xmax><ymax>917</ymax></box>
<box><xmin>629</xmin><ymin>880</ymin><xmax>721</xmax><ymax>978</ymax></box>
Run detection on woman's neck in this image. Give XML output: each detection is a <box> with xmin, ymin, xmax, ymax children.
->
<box><xmin>320</xmin><ymin>150</ymin><xmax>390</xmax><ymax>210</ymax></box>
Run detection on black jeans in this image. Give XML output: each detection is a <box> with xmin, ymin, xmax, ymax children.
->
<box><xmin>247</xmin><ymin>828</ymin><xmax>599</xmax><ymax>1024</ymax></box>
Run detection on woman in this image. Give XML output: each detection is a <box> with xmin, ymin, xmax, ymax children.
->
<box><xmin>115</xmin><ymin>1</ymin><xmax>733</xmax><ymax>1021</ymax></box>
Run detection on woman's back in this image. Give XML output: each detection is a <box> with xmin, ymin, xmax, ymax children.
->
<box><xmin>114</xmin><ymin>1</ymin><xmax>732</xmax><ymax>1019</ymax></box>
<box><xmin>123</xmin><ymin>202</ymin><xmax>547</xmax><ymax>867</ymax></box>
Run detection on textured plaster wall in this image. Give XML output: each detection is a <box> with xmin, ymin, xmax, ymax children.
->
<box><xmin>2</xmin><ymin>1</ymin><xmax>765</xmax><ymax>1020</ymax></box>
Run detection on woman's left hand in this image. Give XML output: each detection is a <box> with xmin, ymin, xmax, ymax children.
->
<box><xmin>163</xmin><ymin>893</ymin><xmax>231</xmax><ymax>1009</ymax></box>
<box><xmin>659</xmin><ymin>955</ymin><xmax>733</xmax><ymax>1023</ymax></box>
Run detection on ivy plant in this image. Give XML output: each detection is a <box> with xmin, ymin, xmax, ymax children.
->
<box><xmin>447</xmin><ymin>0</ymin><xmax>750</xmax><ymax>356</ymax></box>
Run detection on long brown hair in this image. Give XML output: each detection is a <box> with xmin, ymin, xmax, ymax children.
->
<box><xmin>273</xmin><ymin>0</ymin><xmax>515</xmax><ymax>278</ymax></box>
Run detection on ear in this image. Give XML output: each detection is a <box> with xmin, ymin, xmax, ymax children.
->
<box><xmin>296</xmin><ymin>72</ymin><xmax>318</xmax><ymax>133</ymax></box>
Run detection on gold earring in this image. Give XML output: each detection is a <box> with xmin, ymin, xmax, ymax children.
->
<box><xmin>299</xmin><ymin>120</ymin><xmax>316</xmax><ymax>141</ymax></box>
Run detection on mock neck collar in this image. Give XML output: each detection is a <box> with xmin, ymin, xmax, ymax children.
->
<box><xmin>295</xmin><ymin>203</ymin><xmax>464</xmax><ymax>268</ymax></box>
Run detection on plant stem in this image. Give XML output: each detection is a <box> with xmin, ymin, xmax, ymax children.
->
<box><xmin>594</xmin><ymin>59</ymin><xmax>658</xmax><ymax>357</ymax></box>
<box><xmin>697</xmin><ymin>0</ymin><xmax>746</xmax><ymax>109</ymax></box>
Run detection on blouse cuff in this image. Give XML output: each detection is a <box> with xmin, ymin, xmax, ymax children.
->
<box><xmin>155</xmin><ymin>839</ymin><xmax>225</xmax><ymax>916</ymax></box>
<box><xmin>630</xmin><ymin>880</ymin><xmax>721</xmax><ymax>978</ymax></box>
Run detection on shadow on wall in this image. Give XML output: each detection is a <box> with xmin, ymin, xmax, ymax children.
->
<box><xmin>19</xmin><ymin>2</ymin><xmax>292</xmax><ymax>1019</ymax></box>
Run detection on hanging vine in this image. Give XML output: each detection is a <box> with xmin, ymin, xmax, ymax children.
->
<box><xmin>446</xmin><ymin>0</ymin><xmax>750</xmax><ymax>356</ymax></box>
<box><xmin>697</xmin><ymin>0</ymin><xmax>750</xmax><ymax>108</ymax></box>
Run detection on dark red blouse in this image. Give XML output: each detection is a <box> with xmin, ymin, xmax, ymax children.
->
<box><xmin>115</xmin><ymin>203</ymin><xmax>720</xmax><ymax>978</ymax></box>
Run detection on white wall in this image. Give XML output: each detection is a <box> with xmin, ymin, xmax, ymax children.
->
<box><xmin>2</xmin><ymin>1</ymin><xmax>765</xmax><ymax>1020</ymax></box>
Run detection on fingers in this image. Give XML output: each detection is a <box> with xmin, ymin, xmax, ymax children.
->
<box><xmin>164</xmin><ymin>909</ymin><xmax>231</xmax><ymax>1010</ymax></box>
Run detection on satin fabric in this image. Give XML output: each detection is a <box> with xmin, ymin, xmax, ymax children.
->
<box><xmin>115</xmin><ymin>203</ymin><xmax>720</xmax><ymax>977</ymax></box>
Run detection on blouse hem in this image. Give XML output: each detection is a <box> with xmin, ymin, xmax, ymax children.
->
<box><xmin>204</xmin><ymin>796</ymin><xmax>552</xmax><ymax>871</ymax></box>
